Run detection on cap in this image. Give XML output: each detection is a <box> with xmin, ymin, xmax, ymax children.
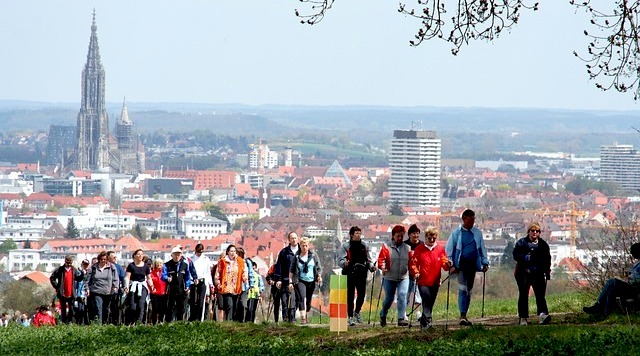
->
<box><xmin>171</xmin><ymin>246</ymin><xmax>182</xmax><ymax>254</ymax></box>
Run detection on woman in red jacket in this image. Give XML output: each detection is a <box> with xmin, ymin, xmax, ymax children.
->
<box><xmin>409</xmin><ymin>226</ymin><xmax>450</xmax><ymax>329</ymax></box>
<box><xmin>149</xmin><ymin>259</ymin><xmax>167</xmax><ymax>324</ymax></box>
<box><xmin>32</xmin><ymin>305</ymin><xmax>56</xmax><ymax>327</ymax></box>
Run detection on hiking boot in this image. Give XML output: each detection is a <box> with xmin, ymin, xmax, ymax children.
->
<box><xmin>519</xmin><ymin>318</ymin><xmax>528</xmax><ymax>326</ymax></box>
<box><xmin>420</xmin><ymin>316</ymin><xmax>432</xmax><ymax>330</ymax></box>
<box><xmin>539</xmin><ymin>313</ymin><xmax>551</xmax><ymax>325</ymax></box>
<box><xmin>354</xmin><ymin>312</ymin><xmax>363</xmax><ymax>324</ymax></box>
<box><xmin>348</xmin><ymin>317</ymin><xmax>355</xmax><ymax>326</ymax></box>
<box><xmin>459</xmin><ymin>317</ymin><xmax>473</xmax><ymax>326</ymax></box>
<box><xmin>583</xmin><ymin>303</ymin><xmax>601</xmax><ymax>315</ymax></box>
<box><xmin>379</xmin><ymin>316</ymin><xmax>387</xmax><ymax>327</ymax></box>
<box><xmin>398</xmin><ymin>318</ymin><xmax>409</xmax><ymax>327</ymax></box>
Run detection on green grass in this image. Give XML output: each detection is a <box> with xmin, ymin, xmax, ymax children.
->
<box><xmin>2</xmin><ymin>292</ymin><xmax>636</xmax><ymax>355</ymax></box>
<box><xmin>1</xmin><ymin>318</ymin><xmax>639</xmax><ymax>355</ymax></box>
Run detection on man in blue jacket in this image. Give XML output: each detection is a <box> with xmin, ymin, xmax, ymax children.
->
<box><xmin>445</xmin><ymin>209</ymin><xmax>489</xmax><ymax>326</ymax></box>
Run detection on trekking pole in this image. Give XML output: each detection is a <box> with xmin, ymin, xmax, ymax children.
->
<box><xmin>445</xmin><ymin>269</ymin><xmax>451</xmax><ymax>331</ymax></box>
<box><xmin>481</xmin><ymin>271</ymin><xmax>486</xmax><ymax>319</ymax></box>
<box><xmin>374</xmin><ymin>277</ymin><xmax>384</xmax><ymax>326</ymax></box>
<box><xmin>367</xmin><ymin>271</ymin><xmax>376</xmax><ymax>325</ymax></box>
<box><xmin>200</xmin><ymin>289</ymin><xmax>207</xmax><ymax>322</ymax></box>
<box><xmin>408</xmin><ymin>281</ymin><xmax>418</xmax><ymax>328</ymax></box>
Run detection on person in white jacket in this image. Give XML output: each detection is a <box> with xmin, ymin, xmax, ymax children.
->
<box><xmin>189</xmin><ymin>243</ymin><xmax>213</xmax><ymax>321</ymax></box>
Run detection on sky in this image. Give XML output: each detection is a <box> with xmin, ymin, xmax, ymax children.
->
<box><xmin>0</xmin><ymin>0</ymin><xmax>638</xmax><ymax>111</ymax></box>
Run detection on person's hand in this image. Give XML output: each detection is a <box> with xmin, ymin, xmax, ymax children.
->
<box><xmin>167</xmin><ymin>276</ymin><xmax>173</xmax><ymax>283</ymax></box>
<box><xmin>344</xmin><ymin>261</ymin><xmax>349</xmax><ymax>267</ymax></box>
<box><xmin>276</xmin><ymin>281</ymin><xmax>282</xmax><ymax>289</ymax></box>
<box><xmin>369</xmin><ymin>265</ymin><xmax>376</xmax><ymax>273</ymax></box>
<box><xmin>194</xmin><ymin>279</ymin><xmax>199</xmax><ymax>285</ymax></box>
<box><xmin>482</xmin><ymin>265</ymin><xmax>489</xmax><ymax>273</ymax></box>
<box><xmin>450</xmin><ymin>266</ymin><xmax>458</xmax><ymax>274</ymax></box>
<box><xmin>124</xmin><ymin>287</ymin><xmax>129</xmax><ymax>294</ymax></box>
<box><xmin>317</xmin><ymin>277</ymin><xmax>323</xmax><ymax>286</ymax></box>
<box><xmin>86</xmin><ymin>290</ymin><xmax>90</xmax><ymax>297</ymax></box>
<box><xmin>414</xmin><ymin>273</ymin><xmax>420</xmax><ymax>280</ymax></box>
<box><xmin>525</xmin><ymin>255</ymin><xmax>531</xmax><ymax>262</ymax></box>
<box><xmin>288</xmin><ymin>284</ymin><xmax>294</xmax><ymax>291</ymax></box>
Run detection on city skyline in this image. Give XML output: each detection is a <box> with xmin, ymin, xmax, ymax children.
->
<box><xmin>0</xmin><ymin>1</ymin><xmax>638</xmax><ymax>112</ymax></box>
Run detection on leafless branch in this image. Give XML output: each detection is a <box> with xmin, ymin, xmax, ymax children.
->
<box><xmin>295</xmin><ymin>0</ymin><xmax>335</xmax><ymax>25</ymax></box>
<box><xmin>571</xmin><ymin>0</ymin><xmax>640</xmax><ymax>99</ymax></box>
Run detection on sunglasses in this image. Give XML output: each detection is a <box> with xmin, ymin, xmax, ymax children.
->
<box><xmin>426</xmin><ymin>235</ymin><xmax>438</xmax><ymax>240</ymax></box>
<box><xmin>530</xmin><ymin>229</ymin><xmax>541</xmax><ymax>233</ymax></box>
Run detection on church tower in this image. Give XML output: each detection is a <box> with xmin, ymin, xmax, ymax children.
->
<box><xmin>75</xmin><ymin>10</ymin><xmax>110</xmax><ymax>171</ymax></box>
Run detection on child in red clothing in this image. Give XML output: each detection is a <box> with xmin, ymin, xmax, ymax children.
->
<box><xmin>32</xmin><ymin>305</ymin><xmax>56</xmax><ymax>327</ymax></box>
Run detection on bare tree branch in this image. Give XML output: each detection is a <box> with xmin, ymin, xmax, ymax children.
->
<box><xmin>295</xmin><ymin>0</ymin><xmax>335</xmax><ymax>25</ymax></box>
<box><xmin>571</xmin><ymin>0</ymin><xmax>640</xmax><ymax>99</ymax></box>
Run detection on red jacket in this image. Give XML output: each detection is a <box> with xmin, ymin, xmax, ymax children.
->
<box><xmin>409</xmin><ymin>243</ymin><xmax>449</xmax><ymax>287</ymax></box>
<box><xmin>150</xmin><ymin>269</ymin><xmax>167</xmax><ymax>296</ymax></box>
<box><xmin>33</xmin><ymin>311</ymin><xmax>56</xmax><ymax>327</ymax></box>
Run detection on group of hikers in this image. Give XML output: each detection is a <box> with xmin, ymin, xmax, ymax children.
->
<box><xmin>3</xmin><ymin>208</ymin><xmax>639</xmax><ymax>328</ymax></box>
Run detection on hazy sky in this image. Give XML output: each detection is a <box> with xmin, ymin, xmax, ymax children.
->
<box><xmin>0</xmin><ymin>1</ymin><xmax>637</xmax><ymax>111</ymax></box>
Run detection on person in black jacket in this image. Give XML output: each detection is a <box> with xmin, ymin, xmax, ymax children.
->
<box><xmin>513</xmin><ymin>222</ymin><xmax>552</xmax><ymax>325</ymax></box>
<box><xmin>49</xmin><ymin>255</ymin><xmax>84</xmax><ymax>323</ymax></box>
<box><xmin>274</xmin><ymin>231</ymin><xmax>299</xmax><ymax>322</ymax></box>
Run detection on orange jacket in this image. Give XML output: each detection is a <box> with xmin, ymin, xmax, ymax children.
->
<box><xmin>215</xmin><ymin>257</ymin><xmax>246</xmax><ymax>295</ymax></box>
<box><xmin>409</xmin><ymin>243</ymin><xmax>449</xmax><ymax>287</ymax></box>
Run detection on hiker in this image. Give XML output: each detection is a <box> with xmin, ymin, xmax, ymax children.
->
<box><xmin>290</xmin><ymin>236</ymin><xmax>323</xmax><ymax>324</ymax></box>
<box><xmin>274</xmin><ymin>232</ymin><xmax>300</xmax><ymax>322</ymax></box>
<box><xmin>409</xmin><ymin>226</ymin><xmax>450</xmax><ymax>329</ymax></box>
<box><xmin>149</xmin><ymin>259</ymin><xmax>168</xmax><ymax>324</ymax></box>
<box><xmin>513</xmin><ymin>222</ymin><xmax>552</xmax><ymax>325</ymax></box>
<box><xmin>49</xmin><ymin>255</ymin><xmax>84</xmax><ymax>323</ymax></box>
<box><xmin>124</xmin><ymin>249</ymin><xmax>154</xmax><ymax>324</ymax></box>
<box><xmin>189</xmin><ymin>243</ymin><xmax>213</xmax><ymax>322</ymax></box>
<box><xmin>405</xmin><ymin>224</ymin><xmax>424</xmax><ymax>311</ymax></box>
<box><xmin>378</xmin><ymin>225</ymin><xmax>412</xmax><ymax>327</ymax></box>
<box><xmin>214</xmin><ymin>244</ymin><xmax>248</xmax><ymax>321</ymax></box>
<box><xmin>84</xmin><ymin>251</ymin><xmax>119</xmax><ymax>324</ymax></box>
<box><xmin>245</xmin><ymin>259</ymin><xmax>265</xmax><ymax>323</ymax></box>
<box><xmin>266</xmin><ymin>264</ymin><xmax>281</xmax><ymax>323</ymax></box>
<box><xmin>445</xmin><ymin>209</ymin><xmax>490</xmax><ymax>326</ymax></box>
<box><xmin>210</xmin><ymin>261</ymin><xmax>224</xmax><ymax>322</ymax></box>
<box><xmin>106</xmin><ymin>251</ymin><xmax>126</xmax><ymax>325</ymax></box>
<box><xmin>162</xmin><ymin>246</ymin><xmax>195</xmax><ymax>322</ymax></box>
<box><xmin>233</xmin><ymin>247</ymin><xmax>253</xmax><ymax>322</ymax></box>
<box><xmin>74</xmin><ymin>259</ymin><xmax>91</xmax><ymax>325</ymax></box>
<box><xmin>338</xmin><ymin>226</ymin><xmax>376</xmax><ymax>326</ymax></box>
<box><xmin>583</xmin><ymin>242</ymin><xmax>640</xmax><ymax>317</ymax></box>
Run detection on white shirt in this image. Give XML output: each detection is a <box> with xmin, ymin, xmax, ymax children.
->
<box><xmin>192</xmin><ymin>253</ymin><xmax>213</xmax><ymax>295</ymax></box>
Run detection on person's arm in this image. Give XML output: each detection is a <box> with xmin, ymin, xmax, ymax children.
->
<box><xmin>188</xmin><ymin>259</ymin><xmax>198</xmax><ymax>281</ymax></box>
<box><xmin>124</xmin><ymin>271</ymin><xmax>132</xmax><ymax>293</ymax></box>
<box><xmin>111</xmin><ymin>267</ymin><xmax>119</xmax><ymax>294</ymax></box>
<box><xmin>83</xmin><ymin>267</ymin><xmax>93</xmax><ymax>296</ymax></box>
<box><xmin>445</xmin><ymin>231</ymin><xmax>458</xmax><ymax>273</ymax></box>
<box><xmin>49</xmin><ymin>268</ymin><xmax>59</xmax><ymax>290</ymax></box>
<box><xmin>314</xmin><ymin>254</ymin><xmax>323</xmax><ymax>285</ymax></box>
<box><xmin>337</xmin><ymin>243</ymin><xmax>348</xmax><ymax>269</ymax></box>
<box><xmin>161</xmin><ymin>264</ymin><xmax>169</xmax><ymax>282</ymax></box>
<box><xmin>365</xmin><ymin>242</ymin><xmax>376</xmax><ymax>271</ymax></box>
<box><xmin>477</xmin><ymin>229</ymin><xmax>490</xmax><ymax>270</ymax></box>
<box><xmin>409</xmin><ymin>251</ymin><xmax>419</xmax><ymax>280</ymax></box>
<box><xmin>146</xmin><ymin>271</ymin><xmax>155</xmax><ymax>292</ymax></box>
<box><xmin>377</xmin><ymin>244</ymin><xmax>389</xmax><ymax>272</ymax></box>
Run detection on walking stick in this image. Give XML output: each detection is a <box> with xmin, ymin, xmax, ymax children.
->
<box><xmin>200</xmin><ymin>287</ymin><xmax>207</xmax><ymax>322</ymax></box>
<box><xmin>367</xmin><ymin>271</ymin><xmax>376</xmax><ymax>325</ymax></box>
<box><xmin>374</xmin><ymin>277</ymin><xmax>384</xmax><ymax>326</ymax></box>
<box><xmin>408</xmin><ymin>280</ymin><xmax>418</xmax><ymax>328</ymax></box>
<box><xmin>445</xmin><ymin>270</ymin><xmax>451</xmax><ymax>331</ymax></box>
<box><xmin>481</xmin><ymin>271</ymin><xmax>486</xmax><ymax>319</ymax></box>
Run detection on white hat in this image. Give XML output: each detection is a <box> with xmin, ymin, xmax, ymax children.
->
<box><xmin>171</xmin><ymin>246</ymin><xmax>182</xmax><ymax>254</ymax></box>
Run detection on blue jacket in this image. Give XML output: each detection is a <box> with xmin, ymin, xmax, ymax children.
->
<box><xmin>445</xmin><ymin>225</ymin><xmax>489</xmax><ymax>271</ymax></box>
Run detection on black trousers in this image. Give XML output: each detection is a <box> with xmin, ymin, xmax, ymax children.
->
<box><xmin>59</xmin><ymin>296</ymin><xmax>74</xmax><ymax>323</ymax></box>
<box><xmin>245</xmin><ymin>297</ymin><xmax>259</xmax><ymax>323</ymax></box>
<box><xmin>515</xmin><ymin>272</ymin><xmax>548</xmax><ymax>318</ymax></box>
<box><xmin>221</xmin><ymin>293</ymin><xmax>239</xmax><ymax>321</ymax></box>
<box><xmin>166</xmin><ymin>292</ymin><xmax>187</xmax><ymax>322</ymax></box>
<box><xmin>188</xmin><ymin>281</ymin><xmax>207</xmax><ymax>322</ymax></box>
<box><xmin>234</xmin><ymin>291</ymin><xmax>248</xmax><ymax>322</ymax></box>
<box><xmin>280</xmin><ymin>283</ymin><xmax>296</xmax><ymax>322</ymax></box>
<box><xmin>347</xmin><ymin>271</ymin><xmax>367</xmax><ymax>317</ymax></box>
<box><xmin>150</xmin><ymin>294</ymin><xmax>167</xmax><ymax>324</ymax></box>
<box><xmin>126</xmin><ymin>288</ymin><xmax>149</xmax><ymax>324</ymax></box>
<box><xmin>295</xmin><ymin>280</ymin><xmax>316</xmax><ymax>312</ymax></box>
<box><xmin>270</xmin><ymin>285</ymin><xmax>281</xmax><ymax>322</ymax></box>
<box><xmin>89</xmin><ymin>293</ymin><xmax>112</xmax><ymax>324</ymax></box>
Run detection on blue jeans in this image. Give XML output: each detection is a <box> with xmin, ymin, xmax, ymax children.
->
<box><xmin>380</xmin><ymin>278</ymin><xmax>409</xmax><ymax>319</ymax></box>
<box><xmin>597</xmin><ymin>278</ymin><xmax>638</xmax><ymax>315</ymax></box>
<box><xmin>457</xmin><ymin>269</ymin><xmax>476</xmax><ymax>315</ymax></box>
